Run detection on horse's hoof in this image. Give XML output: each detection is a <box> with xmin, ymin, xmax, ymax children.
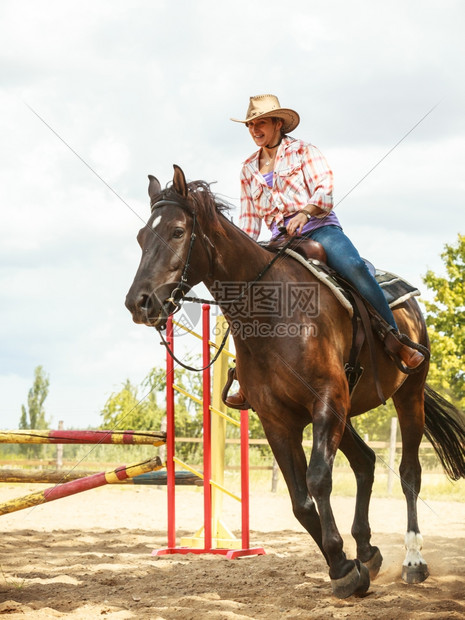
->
<box><xmin>402</xmin><ymin>563</ymin><xmax>429</xmax><ymax>584</ymax></box>
<box><xmin>331</xmin><ymin>560</ymin><xmax>370</xmax><ymax>598</ymax></box>
<box><xmin>362</xmin><ymin>547</ymin><xmax>383</xmax><ymax>580</ymax></box>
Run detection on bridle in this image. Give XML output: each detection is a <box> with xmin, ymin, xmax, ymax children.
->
<box><xmin>149</xmin><ymin>197</ymin><xmax>214</xmax><ymax>317</ymax></box>
<box><xmin>148</xmin><ymin>196</ymin><xmax>228</xmax><ymax>372</ymax></box>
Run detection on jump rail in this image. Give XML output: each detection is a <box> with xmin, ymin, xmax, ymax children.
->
<box><xmin>0</xmin><ymin>430</ymin><xmax>203</xmax><ymax>487</ymax></box>
<box><xmin>0</xmin><ymin>456</ymin><xmax>163</xmax><ymax>516</ymax></box>
<box><xmin>0</xmin><ymin>429</ymin><xmax>166</xmax><ymax>445</ymax></box>
<box><xmin>0</xmin><ymin>468</ymin><xmax>201</xmax><ymax>486</ymax></box>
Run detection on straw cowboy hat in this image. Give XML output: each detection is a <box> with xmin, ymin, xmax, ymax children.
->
<box><xmin>231</xmin><ymin>94</ymin><xmax>300</xmax><ymax>134</ymax></box>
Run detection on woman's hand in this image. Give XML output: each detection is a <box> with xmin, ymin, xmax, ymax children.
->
<box><xmin>286</xmin><ymin>212</ymin><xmax>309</xmax><ymax>236</ymax></box>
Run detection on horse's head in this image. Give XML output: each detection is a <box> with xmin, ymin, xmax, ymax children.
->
<box><xmin>125</xmin><ymin>165</ymin><xmax>219</xmax><ymax>329</ymax></box>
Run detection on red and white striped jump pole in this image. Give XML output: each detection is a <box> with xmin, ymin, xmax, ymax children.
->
<box><xmin>0</xmin><ymin>457</ymin><xmax>163</xmax><ymax>517</ymax></box>
<box><xmin>0</xmin><ymin>430</ymin><xmax>165</xmax><ymax>445</ymax></box>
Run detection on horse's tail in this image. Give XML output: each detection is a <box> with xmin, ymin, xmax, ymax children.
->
<box><xmin>423</xmin><ymin>384</ymin><xmax>465</xmax><ymax>480</ymax></box>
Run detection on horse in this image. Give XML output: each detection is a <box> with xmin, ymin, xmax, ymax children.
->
<box><xmin>125</xmin><ymin>165</ymin><xmax>465</xmax><ymax>598</ymax></box>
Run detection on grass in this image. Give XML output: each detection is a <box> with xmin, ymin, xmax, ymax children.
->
<box><xmin>227</xmin><ymin>465</ymin><xmax>465</xmax><ymax>503</ymax></box>
<box><xmin>3</xmin><ymin>442</ymin><xmax>465</xmax><ymax>503</ymax></box>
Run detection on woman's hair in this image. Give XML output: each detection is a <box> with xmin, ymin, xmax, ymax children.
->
<box><xmin>270</xmin><ymin>116</ymin><xmax>286</xmax><ymax>137</ymax></box>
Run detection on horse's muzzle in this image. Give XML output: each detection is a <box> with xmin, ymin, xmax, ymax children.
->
<box><xmin>125</xmin><ymin>284</ymin><xmax>179</xmax><ymax>328</ymax></box>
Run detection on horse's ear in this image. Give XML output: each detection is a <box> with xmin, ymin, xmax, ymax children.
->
<box><xmin>172</xmin><ymin>164</ymin><xmax>188</xmax><ymax>198</ymax></box>
<box><xmin>148</xmin><ymin>175</ymin><xmax>162</xmax><ymax>202</ymax></box>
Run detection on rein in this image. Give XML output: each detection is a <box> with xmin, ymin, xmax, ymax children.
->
<box><xmin>187</xmin><ymin>233</ymin><xmax>296</xmax><ymax>307</ymax></box>
<box><xmin>157</xmin><ymin>318</ymin><xmax>231</xmax><ymax>372</ymax></box>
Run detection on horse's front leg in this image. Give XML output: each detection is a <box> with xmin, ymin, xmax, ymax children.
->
<box><xmin>308</xmin><ymin>395</ymin><xmax>370</xmax><ymax>598</ymax></box>
<box><xmin>338</xmin><ymin>421</ymin><xmax>383</xmax><ymax>579</ymax></box>
<box><xmin>262</xmin><ymin>420</ymin><xmax>326</xmax><ymax>560</ymax></box>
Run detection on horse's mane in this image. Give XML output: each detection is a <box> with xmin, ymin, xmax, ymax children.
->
<box><xmin>163</xmin><ymin>179</ymin><xmax>232</xmax><ymax>237</ymax></box>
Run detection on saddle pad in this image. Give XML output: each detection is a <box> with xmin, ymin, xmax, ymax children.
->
<box><xmin>284</xmin><ymin>249</ymin><xmax>420</xmax><ymax>317</ymax></box>
<box><xmin>374</xmin><ymin>269</ymin><xmax>420</xmax><ymax>308</ymax></box>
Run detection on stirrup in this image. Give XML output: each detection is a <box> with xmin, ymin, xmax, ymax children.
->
<box><xmin>383</xmin><ymin>329</ymin><xmax>430</xmax><ymax>375</ymax></box>
<box><xmin>221</xmin><ymin>367</ymin><xmax>251</xmax><ymax>410</ymax></box>
<box><xmin>370</xmin><ymin>314</ymin><xmax>429</xmax><ymax>375</ymax></box>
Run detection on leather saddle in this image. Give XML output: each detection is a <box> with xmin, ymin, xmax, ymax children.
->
<box><xmin>263</xmin><ymin>235</ymin><xmax>328</xmax><ymax>263</ymax></box>
<box><xmin>263</xmin><ymin>234</ymin><xmax>376</xmax><ymax>276</ymax></box>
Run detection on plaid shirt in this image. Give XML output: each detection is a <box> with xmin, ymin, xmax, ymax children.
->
<box><xmin>238</xmin><ymin>136</ymin><xmax>334</xmax><ymax>239</ymax></box>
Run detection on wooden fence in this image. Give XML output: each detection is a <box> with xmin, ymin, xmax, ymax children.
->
<box><xmin>0</xmin><ymin>419</ymin><xmax>441</xmax><ymax>495</ymax></box>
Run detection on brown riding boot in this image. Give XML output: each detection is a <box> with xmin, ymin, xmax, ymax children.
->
<box><xmin>222</xmin><ymin>367</ymin><xmax>252</xmax><ymax>410</ymax></box>
<box><xmin>224</xmin><ymin>387</ymin><xmax>251</xmax><ymax>410</ymax></box>
<box><xmin>384</xmin><ymin>331</ymin><xmax>425</xmax><ymax>369</ymax></box>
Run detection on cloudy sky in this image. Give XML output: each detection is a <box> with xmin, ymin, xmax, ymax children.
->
<box><xmin>1</xmin><ymin>0</ymin><xmax>464</xmax><ymax>430</ymax></box>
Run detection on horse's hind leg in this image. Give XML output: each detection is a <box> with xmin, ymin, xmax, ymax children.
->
<box><xmin>392</xmin><ymin>374</ymin><xmax>429</xmax><ymax>584</ymax></box>
<box><xmin>338</xmin><ymin>421</ymin><xmax>383</xmax><ymax>579</ymax></box>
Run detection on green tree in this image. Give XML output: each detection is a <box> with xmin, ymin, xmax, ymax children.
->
<box><xmin>19</xmin><ymin>365</ymin><xmax>50</xmax><ymax>457</ymax></box>
<box><xmin>100</xmin><ymin>359</ymin><xmax>205</xmax><ymax>462</ymax></box>
<box><xmin>422</xmin><ymin>233</ymin><xmax>465</xmax><ymax>407</ymax></box>
<box><xmin>144</xmin><ymin>361</ymin><xmax>205</xmax><ymax>461</ymax></box>
<box><xmin>352</xmin><ymin>401</ymin><xmax>397</xmax><ymax>442</ymax></box>
<box><xmin>100</xmin><ymin>377</ymin><xmax>165</xmax><ymax>431</ymax></box>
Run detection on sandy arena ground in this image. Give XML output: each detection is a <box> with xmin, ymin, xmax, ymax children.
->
<box><xmin>0</xmin><ymin>483</ymin><xmax>465</xmax><ymax>619</ymax></box>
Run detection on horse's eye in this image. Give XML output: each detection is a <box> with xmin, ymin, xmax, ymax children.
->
<box><xmin>173</xmin><ymin>227</ymin><xmax>185</xmax><ymax>239</ymax></box>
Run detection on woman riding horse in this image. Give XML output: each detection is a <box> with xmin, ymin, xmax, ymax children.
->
<box><xmin>226</xmin><ymin>94</ymin><xmax>424</xmax><ymax>407</ymax></box>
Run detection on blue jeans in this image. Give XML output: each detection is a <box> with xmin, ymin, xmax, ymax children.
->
<box><xmin>307</xmin><ymin>225</ymin><xmax>397</xmax><ymax>329</ymax></box>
